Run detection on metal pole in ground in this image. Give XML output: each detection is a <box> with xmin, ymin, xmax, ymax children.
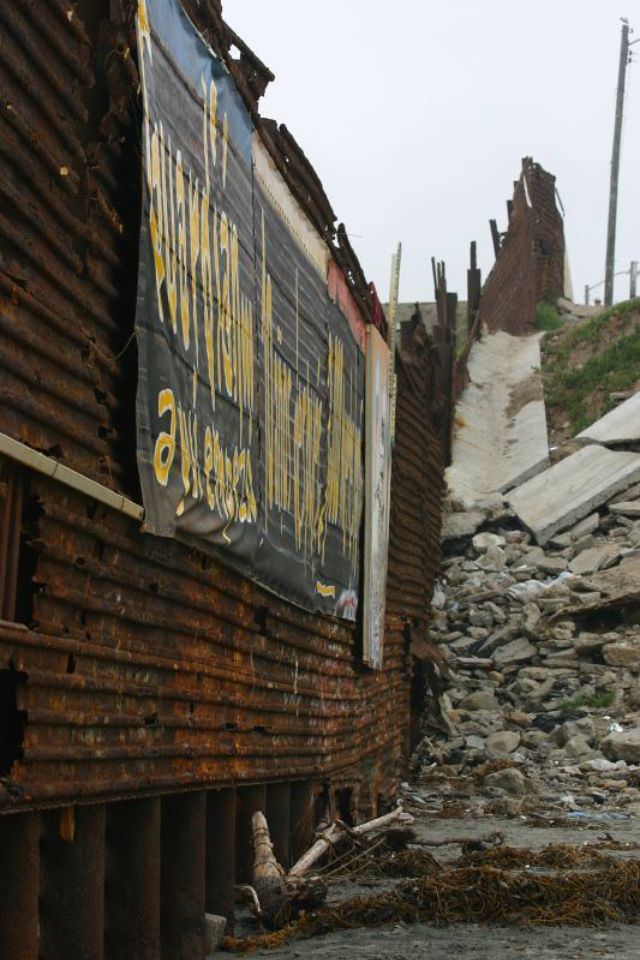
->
<box><xmin>604</xmin><ymin>20</ymin><xmax>631</xmax><ymax>307</ymax></box>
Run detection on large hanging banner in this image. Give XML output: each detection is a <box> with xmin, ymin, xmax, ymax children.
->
<box><xmin>134</xmin><ymin>0</ymin><xmax>365</xmax><ymax>618</ymax></box>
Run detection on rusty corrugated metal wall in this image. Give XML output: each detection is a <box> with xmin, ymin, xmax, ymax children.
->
<box><xmin>0</xmin><ymin>0</ymin><xmax>445</xmax><ymax>823</ymax></box>
<box><xmin>479</xmin><ymin>157</ymin><xmax>565</xmax><ymax>336</ymax></box>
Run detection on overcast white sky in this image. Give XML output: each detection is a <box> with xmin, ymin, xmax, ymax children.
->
<box><xmin>225</xmin><ymin>1</ymin><xmax>639</xmax><ymax>307</ymax></box>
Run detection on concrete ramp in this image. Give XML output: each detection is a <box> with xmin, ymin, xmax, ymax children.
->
<box><xmin>577</xmin><ymin>392</ymin><xmax>640</xmax><ymax>446</ymax></box>
<box><xmin>508</xmin><ymin>445</ymin><xmax>640</xmax><ymax>544</ymax></box>
<box><xmin>446</xmin><ymin>330</ymin><xmax>549</xmax><ymax>507</ymax></box>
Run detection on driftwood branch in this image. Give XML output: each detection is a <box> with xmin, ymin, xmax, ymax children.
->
<box><xmin>247</xmin><ymin>805</ymin><xmax>414</xmax><ymax>928</ymax></box>
<box><xmin>287</xmin><ymin>805</ymin><xmax>414</xmax><ymax>878</ymax></box>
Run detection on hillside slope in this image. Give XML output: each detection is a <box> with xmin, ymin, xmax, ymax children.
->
<box><xmin>541</xmin><ymin>298</ymin><xmax>640</xmax><ymax>445</ymax></box>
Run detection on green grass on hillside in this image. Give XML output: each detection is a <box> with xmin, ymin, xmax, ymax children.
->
<box><xmin>541</xmin><ymin>298</ymin><xmax>640</xmax><ymax>435</ymax></box>
<box><xmin>535</xmin><ymin>301</ymin><xmax>563</xmax><ymax>332</ymax></box>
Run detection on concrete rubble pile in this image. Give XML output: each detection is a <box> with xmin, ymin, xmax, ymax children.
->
<box><xmin>414</xmin><ymin>483</ymin><xmax>640</xmax><ymax>824</ymax></box>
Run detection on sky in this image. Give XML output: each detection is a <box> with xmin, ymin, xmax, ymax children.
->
<box><xmin>224</xmin><ymin>0</ymin><xmax>640</xmax><ymax>307</ymax></box>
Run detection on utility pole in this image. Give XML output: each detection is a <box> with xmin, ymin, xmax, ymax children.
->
<box><xmin>604</xmin><ymin>20</ymin><xmax>631</xmax><ymax>307</ymax></box>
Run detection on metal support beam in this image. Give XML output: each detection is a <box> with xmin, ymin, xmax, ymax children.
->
<box><xmin>40</xmin><ymin>805</ymin><xmax>106</xmax><ymax>960</ymax></box>
<box><xmin>205</xmin><ymin>788</ymin><xmax>237</xmax><ymax>929</ymax></box>
<box><xmin>105</xmin><ymin>797</ymin><xmax>161</xmax><ymax>960</ymax></box>
<box><xmin>289</xmin><ymin>780</ymin><xmax>314</xmax><ymax>862</ymax></box>
<box><xmin>0</xmin><ymin>813</ymin><xmax>40</xmax><ymax>960</ymax></box>
<box><xmin>161</xmin><ymin>791</ymin><xmax>206</xmax><ymax>960</ymax></box>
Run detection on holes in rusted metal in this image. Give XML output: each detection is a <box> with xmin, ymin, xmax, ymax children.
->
<box><xmin>224</xmin><ymin>721</ymin><xmax>238</xmax><ymax>732</ymax></box>
<box><xmin>0</xmin><ymin>666</ymin><xmax>27</xmax><ymax>775</ymax></box>
<box><xmin>66</xmin><ymin>653</ymin><xmax>76</xmax><ymax>674</ymax></box>
<box><xmin>44</xmin><ymin>444</ymin><xmax>64</xmax><ymax>460</ymax></box>
<box><xmin>144</xmin><ymin>711</ymin><xmax>159</xmax><ymax>727</ymax></box>
<box><xmin>93</xmin><ymin>539</ymin><xmax>105</xmax><ymax>561</ymax></box>
<box><xmin>148</xmin><ymin>580</ymin><xmax>159</xmax><ymax>594</ymax></box>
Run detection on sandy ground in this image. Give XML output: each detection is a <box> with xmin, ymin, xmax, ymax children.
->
<box><xmin>237</xmin><ymin>808</ymin><xmax>640</xmax><ymax>960</ymax></box>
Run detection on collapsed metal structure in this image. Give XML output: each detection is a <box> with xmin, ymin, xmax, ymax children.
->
<box><xmin>0</xmin><ymin>2</ymin><xmax>445</xmax><ymax>957</ymax></box>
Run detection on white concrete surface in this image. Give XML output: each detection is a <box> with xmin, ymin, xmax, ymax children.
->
<box><xmin>577</xmin><ymin>392</ymin><xmax>640</xmax><ymax>446</ymax></box>
<box><xmin>446</xmin><ymin>330</ymin><xmax>549</xmax><ymax>508</ymax></box>
<box><xmin>508</xmin><ymin>445</ymin><xmax>640</xmax><ymax>545</ymax></box>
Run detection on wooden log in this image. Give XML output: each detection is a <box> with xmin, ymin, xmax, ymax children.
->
<box><xmin>251</xmin><ymin>812</ymin><xmax>287</xmax><ymax>926</ymax></box>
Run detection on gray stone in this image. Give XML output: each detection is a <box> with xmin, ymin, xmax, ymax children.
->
<box><xmin>603</xmin><ymin>642</ymin><xmax>640</xmax><ymax>668</ymax></box>
<box><xmin>522</xmin><ymin>730</ymin><xmax>550</xmax><ymax>749</ymax></box>
<box><xmin>567</xmin><ymin>513</ymin><xmax>601</xmax><ymax>540</ymax></box>
<box><xmin>549</xmin><ymin>532</ymin><xmax>574</xmax><ymax>549</ymax></box>
<box><xmin>449</xmin><ymin>636</ymin><xmax>478</xmax><ymax>655</ymax></box>
<box><xmin>484</xmin><ymin>767</ymin><xmax>527</xmax><ymax>795</ymax></box>
<box><xmin>442</xmin><ymin>510</ymin><xmax>487</xmax><ymax>541</ymax></box>
<box><xmin>522</xmin><ymin>602</ymin><xmax>541</xmax><ymax>636</ymax></box>
<box><xmin>477</xmin><ymin>545</ymin><xmax>507</xmax><ymax>571</ymax></box>
<box><xmin>493</xmin><ymin>637</ymin><xmax>536</xmax><ymax>667</ymax></box>
<box><xmin>459</xmin><ymin>690</ymin><xmax>501</xmax><ymax>712</ymax></box>
<box><xmin>486</xmin><ymin>730</ymin><xmax>521</xmax><ymax>755</ymax></box>
<box><xmin>469</xmin><ymin>607</ymin><xmax>494</xmax><ymax>628</ymax></box>
<box><xmin>563</xmin><ymin>735</ymin><xmax>594</xmax><ymax>758</ymax></box>
<box><xmin>519</xmin><ymin>676</ymin><xmax>555</xmax><ymax>704</ymax></box>
<box><xmin>536</xmin><ymin>555</ymin><xmax>568</xmax><ymax>575</ymax></box>
<box><xmin>485</xmin><ymin>601</ymin><xmax>507</xmax><ymax>624</ymax></box>
<box><xmin>472</xmin><ymin>532</ymin><xmax>506</xmax><ymax>551</ymax></box>
<box><xmin>205</xmin><ymin>914</ymin><xmax>227</xmax><ymax>954</ymax></box>
<box><xmin>602</xmin><ymin>727</ymin><xmax>640</xmax><ymax>764</ymax></box>
<box><xmin>477</xmin><ymin>625</ymin><xmax>516</xmax><ymax>656</ymax></box>
<box><xmin>560</xmin><ymin>718</ymin><xmax>595</xmax><ymax>744</ymax></box>
<box><xmin>573</xmin><ymin>632</ymin><xmax>607</xmax><ymax>656</ymax></box>
<box><xmin>609</xmin><ymin>500</ymin><xmax>640</xmax><ymax>518</ymax></box>
<box><xmin>569</xmin><ymin>544</ymin><xmax>622</xmax><ymax>575</ymax></box>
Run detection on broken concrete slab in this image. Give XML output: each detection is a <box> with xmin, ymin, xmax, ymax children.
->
<box><xmin>446</xmin><ymin>330</ymin><xmax>549</xmax><ymax>506</ymax></box>
<box><xmin>508</xmin><ymin>445</ymin><xmax>640</xmax><ymax>545</ymax></box>
<box><xmin>205</xmin><ymin>914</ymin><xmax>227</xmax><ymax>954</ymax></box>
<box><xmin>556</xmin><ymin>297</ymin><xmax>605</xmax><ymax>320</ymax></box>
<box><xmin>587</xmin><ymin>554</ymin><xmax>640</xmax><ymax>599</ymax></box>
<box><xmin>610</xmin><ymin>500</ymin><xmax>640</xmax><ymax>518</ymax></box>
<box><xmin>577</xmin><ymin>392</ymin><xmax>640</xmax><ymax>447</ymax></box>
<box><xmin>442</xmin><ymin>510</ymin><xmax>487</xmax><ymax>541</ymax></box>
<box><xmin>569</xmin><ymin>544</ymin><xmax>622</xmax><ymax>575</ymax></box>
